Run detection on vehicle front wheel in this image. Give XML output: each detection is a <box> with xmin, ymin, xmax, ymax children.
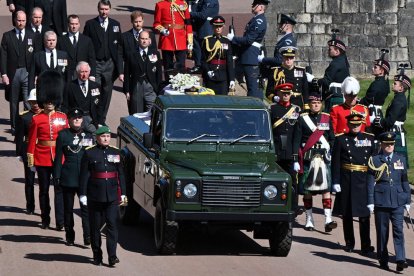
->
<box><xmin>269</xmin><ymin>222</ymin><xmax>292</xmax><ymax>257</ymax></box>
<box><xmin>154</xmin><ymin>199</ymin><xmax>178</xmax><ymax>255</ymax></box>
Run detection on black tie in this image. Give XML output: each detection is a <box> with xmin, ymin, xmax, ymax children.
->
<box><xmin>50</xmin><ymin>52</ymin><xmax>54</xmax><ymax>68</ymax></box>
<box><xmin>18</xmin><ymin>31</ymin><xmax>23</xmax><ymax>42</ymax></box>
<box><xmin>35</xmin><ymin>26</ymin><xmax>40</xmax><ymax>34</ymax></box>
<box><xmin>142</xmin><ymin>51</ymin><xmax>147</xmax><ymax>61</ymax></box>
<box><xmin>134</xmin><ymin>33</ymin><xmax>139</xmax><ymax>41</ymax></box>
<box><xmin>387</xmin><ymin>156</ymin><xmax>391</xmax><ymax>164</ymax></box>
<box><xmin>73</xmin><ymin>35</ymin><xmax>77</xmax><ymax>47</ymax></box>
<box><xmin>81</xmin><ymin>82</ymin><xmax>86</xmax><ymax>94</ymax></box>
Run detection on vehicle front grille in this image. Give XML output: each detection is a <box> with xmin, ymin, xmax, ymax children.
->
<box><xmin>201</xmin><ymin>179</ymin><xmax>261</xmax><ymax>207</ymax></box>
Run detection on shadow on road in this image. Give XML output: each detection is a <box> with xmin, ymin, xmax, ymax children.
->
<box><xmin>24</xmin><ymin>253</ymin><xmax>91</xmax><ymax>264</ymax></box>
<box><xmin>0</xmin><ymin>234</ymin><xmax>63</xmax><ymax>244</ymax></box>
<box><xmin>11</xmin><ymin>177</ymin><xmax>25</xmax><ymax>184</ymax></box>
<box><xmin>0</xmin><ymin>149</ymin><xmax>16</xmax><ymax>157</ymax></box>
<box><xmin>311</xmin><ymin>251</ymin><xmax>378</xmax><ymax>267</ymax></box>
<box><xmin>0</xmin><ymin>205</ymin><xmax>26</xmax><ymax>214</ymax></box>
<box><xmin>0</xmin><ymin>218</ymin><xmax>40</xmax><ymax>228</ymax></box>
<box><xmin>293</xmin><ymin>235</ymin><xmax>343</xmax><ymax>250</ymax></box>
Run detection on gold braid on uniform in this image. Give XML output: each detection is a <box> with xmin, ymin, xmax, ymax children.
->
<box><xmin>170</xmin><ymin>1</ymin><xmax>187</xmax><ymax>20</ymax></box>
<box><xmin>267</xmin><ymin>69</ymin><xmax>286</xmax><ymax>101</ymax></box>
<box><xmin>368</xmin><ymin>156</ymin><xmax>390</xmax><ymax>182</ymax></box>
<box><xmin>205</xmin><ymin>38</ymin><xmax>223</xmax><ymax>62</ymax></box>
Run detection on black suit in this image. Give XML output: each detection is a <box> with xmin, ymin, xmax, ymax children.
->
<box><xmin>63</xmin><ymin>79</ymin><xmax>103</xmax><ymax>127</ymax></box>
<box><xmin>83</xmin><ymin>16</ymin><xmax>122</xmax><ymax>122</ymax></box>
<box><xmin>123</xmin><ymin>49</ymin><xmax>162</xmax><ymax>114</ymax></box>
<box><xmin>57</xmin><ymin>33</ymin><xmax>97</xmax><ymax>79</ymax></box>
<box><xmin>33</xmin><ymin>0</ymin><xmax>67</xmax><ymax>36</ymax></box>
<box><xmin>7</xmin><ymin>0</ymin><xmax>33</xmax><ymax>13</ymax></box>
<box><xmin>1</xmin><ymin>29</ymin><xmax>36</xmax><ymax>131</ymax></box>
<box><xmin>26</xmin><ymin>24</ymin><xmax>51</xmax><ymax>53</ymax></box>
<box><xmin>32</xmin><ymin>49</ymin><xmax>70</xmax><ymax>90</ymax></box>
<box><xmin>118</xmin><ymin>28</ymin><xmax>157</xmax><ymax>74</ymax></box>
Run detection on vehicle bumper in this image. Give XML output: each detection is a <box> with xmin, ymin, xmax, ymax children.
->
<box><xmin>166</xmin><ymin>210</ymin><xmax>295</xmax><ymax>222</ymax></box>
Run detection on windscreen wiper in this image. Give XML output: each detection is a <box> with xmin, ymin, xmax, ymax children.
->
<box><xmin>187</xmin><ymin>133</ymin><xmax>219</xmax><ymax>144</ymax></box>
<box><xmin>229</xmin><ymin>134</ymin><xmax>259</xmax><ymax>145</ymax></box>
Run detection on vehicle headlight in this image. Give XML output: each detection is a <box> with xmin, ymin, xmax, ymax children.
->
<box><xmin>264</xmin><ymin>185</ymin><xmax>277</xmax><ymax>200</ymax></box>
<box><xmin>183</xmin><ymin>183</ymin><xmax>197</xmax><ymax>198</ymax></box>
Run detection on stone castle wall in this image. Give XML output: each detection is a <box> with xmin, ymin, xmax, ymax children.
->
<box><xmin>265</xmin><ymin>0</ymin><xmax>414</xmax><ymax>78</ymax></box>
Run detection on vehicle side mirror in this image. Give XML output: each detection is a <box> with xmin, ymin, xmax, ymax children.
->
<box><xmin>143</xmin><ymin>132</ymin><xmax>154</xmax><ymax>148</ymax></box>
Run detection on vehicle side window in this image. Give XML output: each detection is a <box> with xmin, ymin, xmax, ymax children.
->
<box><xmin>152</xmin><ymin>109</ymin><xmax>163</xmax><ymax>147</ymax></box>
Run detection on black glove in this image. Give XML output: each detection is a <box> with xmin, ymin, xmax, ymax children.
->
<box><xmin>54</xmin><ymin>178</ymin><xmax>60</xmax><ymax>187</ymax></box>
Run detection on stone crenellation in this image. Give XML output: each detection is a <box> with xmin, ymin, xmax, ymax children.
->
<box><xmin>265</xmin><ymin>0</ymin><xmax>414</xmax><ymax>78</ymax></box>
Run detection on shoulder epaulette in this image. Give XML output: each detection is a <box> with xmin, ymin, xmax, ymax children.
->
<box><xmin>362</xmin><ymin>131</ymin><xmax>375</xmax><ymax>136</ymax></box>
<box><xmin>294</xmin><ymin>65</ymin><xmax>305</xmax><ymax>69</ymax></box>
<box><xmin>204</xmin><ymin>35</ymin><xmax>212</xmax><ymax>40</ymax></box>
<box><xmin>335</xmin><ymin>133</ymin><xmax>344</xmax><ymax>137</ymax></box>
<box><xmin>300</xmin><ymin>113</ymin><xmax>308</xmax><ymax>117</ymax></box>
<box><xmin>85</xmin><ymin>145</ymin><xmax>96</xmax><ymax>150</ymax></box>
<box><xmin>20</xmin><ymin>110</ymin><xmax>30</xmax><ymax>116</ymax></box>
<box><xmin>322</xmin><ymin>112</ymin><xmax>330</xmax><ymax>116</ymax></box>
<box><xmin>331</xmin><ymin>104</ymin><xmax>340</xmax><ymax>108</ymax></box>
<box><xmin>356</xmin><ymin>103</ymin><xmax>368</xmax><ymax>109</ymax></box>
<box><xmin>271</xmin><ymin>66</ymin><xmax>281</xmax><ymax>70</ymax></box>
<box><xmin>109</xmin><ymin>145</ymin><xmax>119</xmax><ymax>150</ymax></box>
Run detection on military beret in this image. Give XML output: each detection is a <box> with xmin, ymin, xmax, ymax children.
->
<box><xmin>394</xmin><ymin>73</ymin><xmax>411</xmax><ymax>89</ymax></box>
<box><xmin>378</xmin><ymin>132</ymin><xmax>396</xmax><ymax>144</ymax></box>
<box><xmin>279</xmin><ymin>46</ymin><xmax>297</xmax><ymax>57</ymax></box>
<box><xmin>328</xmin><ymin>39</ymin><xmax>346</xmax><ymax>52</ymax></box>
<box><xmin>280</xmin><ymin>14</ymin><xmax>296</xmax><ymax>25</ymax></box>
<box><xmin>346</xmin><ymin>113</ymin><xmax>364</xmax><ymax>125</ymax></box>
<box><xmin>67</xmin><ymin>107</ymin><xmax>84</xmax><ymax>119</ymax></box>
<box><xmin>95</xmin><ymin>125</ymin><xmax>111</xmax><ymax>135</ymax></box>
<box><xmin>210</xmin><ymin>16</ymin><xmax>225</xmax><ymax>26</ymax></box>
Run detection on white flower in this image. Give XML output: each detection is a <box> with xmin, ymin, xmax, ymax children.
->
<box><xmin>169</xmin><ymin>73</ymin><xmax>200</xmax><ymax>91</ymax></box>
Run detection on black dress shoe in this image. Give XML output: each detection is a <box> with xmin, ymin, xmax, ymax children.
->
<box><xmin>108</xmin><ymin>256</ymin><xmax>120</xmax><ymax>267</ymax></box>
<box><xmin>84</xmin><ymin>237</ymin><xmax>91</xmax><ymax>246</ymax></box>
<box><xmin>26</xmin><ymin>210</ymin><xmax>34</xmax><ymax>215</ymax></box>
<box><xmin>65</xmin><ymin>240</ymin><xmax>74</xmax><ymax>246</ymax></box>
<box><xmin>325</xmin><ymin>221</ymin><xmax>338</xmax><ymax>232</ymax></box>
<box><xmin>361</xmin><ymin>246</ymin><xmax>374</xmax><ymax>255</ymax></box>
<box><xmin>379</xmin><ymin>262</ymin><xmax>389</xmax><ymax>271</ymax></box>
<box><xmin>41</xmin><ymin>223</ymin><xmax>49</xmax><ymax>229</ymax></box>
<box><xmin>304</xmin><ymin>226</ymin><xmax>314</xmax><ymax>231</ymax></box>
<box><xmin>189</xmin><ymin>66</ymin><xmax>201</xmax><ymax>74</ymax></box>
<box><xmin>396</xmin><ymin>261</ymin><xmax>408</xmax><ymax>272</ymax></box>
<box><xmin>92</xmin><ymin>258</ymin><xmax>102</xmax><ymax>266</ymax></box>
<box><xmin>344</xmin><ymin>245</ymin><xmax>354</xmax><ymax>253</ymax></box>
<box><xmin>56</xmin><ymin>225</ymin><xmax>64</xmax><ymax>231</ymax></box>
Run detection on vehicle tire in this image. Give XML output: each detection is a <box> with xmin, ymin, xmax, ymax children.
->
<box><xmin>154</xmin><ymin>199</ymin><xmax>178</xmax><ymax>255</ymax></box>
<box><xmin>269</xmin><ymin>222</ymin><xmax>292</xmax><ymax>257</ymax></box>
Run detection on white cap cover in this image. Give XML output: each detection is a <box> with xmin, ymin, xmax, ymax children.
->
<box><xmin>341</xmin><ymin>76</ymin><xmax>360</xmax><ymax>95</ymax></box>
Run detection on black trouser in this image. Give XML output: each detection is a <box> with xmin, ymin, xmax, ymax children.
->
<box><xmin>23</xmin><ymin>161</ymin><xmax>35</xmax><ymax>212</ymax></box>
<box><xmin>343</xmin><ymin>215</ymin><xmax>371</xmax><ymax>249</ymax></box>
<box><xmin>89</xmin><ymin>200</ymin><xmax>119</xmax><ymax>260</ymax></box>
<box><xmin>162</xmin><ymin>50</ymin><xmax>187</xmax><ymax>80</ymax></box>
<box><xmin>205</xmin><ymin>79</ymin><xmax>228</xmax><ymax>95</ymax></box>
<box><xmin>62</xmin><ymin>186</ymin><xmax>90</xmax><ymax>242</ymax></box>
<box><xmin>278</xmin><ymin>159</ymin><xmax>299</xmax><ymax>212</ymax></box>
<box><xmin>36</xmin><ymin>166</ymin><xmax>64</xmax><ymax>226</ymax></box>
<box><xmin>95</xmin><ymin>59</ymin><xmax>115</xmax><ymax>124</ymax></box>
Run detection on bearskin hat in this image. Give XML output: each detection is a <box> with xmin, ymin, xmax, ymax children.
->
<box><xmin>36</xmin><ymin>70</ymin><xmax>64</xmax><ymax>107</ymax></box>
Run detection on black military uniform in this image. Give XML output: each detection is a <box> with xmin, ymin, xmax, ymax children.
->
<box><xmin>79</xmin><ymin>126</ymin><xmax>126</xmax><ymax>266</ymax></box>
<box><xmin>53</xmin><ymin>108</ymin><xmax>94</xmax><ymax>246</ymax></box>
<box><xmin>266</xmin><ymin>47</ymin><xmax>308</xmax><ymax>109</ymax></box>
<box><xmin>360</xmin><ymin>77</ymin><xmax>389</xmax><ymax>108</ymax></box>
<box><xmin>201</xmin><ymin>16</ymin><xmax>235</xmax><ymax>95</ymax></box>
<box><xmin>15</xmin><ymin>91</ymin><xmax>41</xmax><ymax>214</ymax></box>
<box><xmin>332</xmin><ymin>114</ymin><xmax>376</xmax><ymax>253</ymax></box>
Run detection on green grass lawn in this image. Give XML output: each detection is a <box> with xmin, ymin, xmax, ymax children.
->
<box><xmin>358</xmin><ymin>78</ymin><xmax>413</xmax><ymax>183</ymax></box>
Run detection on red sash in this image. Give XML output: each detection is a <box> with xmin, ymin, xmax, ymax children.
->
<box><xmin>298</xmin><ymin>113</ymin><xmax>330</xmax><ymax>174</ymax></box>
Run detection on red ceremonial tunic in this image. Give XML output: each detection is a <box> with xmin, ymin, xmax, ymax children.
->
<box><xmin>330</xmin><ymin>103</ymin><xmax>370</xmax><ymax>134</ymax></box>
<box><xmin>27</xmin><ymin>111</ymin><xmax>68</xmax><ymax>167</ymax></box>
<box><xmin>153</xmin><ymin>0</ymin><xmax>192</xmax><ymax>51</ymax></box>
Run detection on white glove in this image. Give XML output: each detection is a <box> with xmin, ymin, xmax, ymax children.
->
<box><xmin>189</xmin><ymin>4</ymin><xmax>192</xmax><ymax>12</ymax></box>
<box><xmin>17</xmin><ymin>156</ymin><xmax>23</xmax><ymax>162</ymax></box>
<box><xmin>369</xmin><ymin>115</ymin><xmax>375</xmax><ymax>123</ymax></box>
<box><xmin>229</xmin><ymin>81</ymin><xmax>235</xmax><ymax>90</ymax></box>
<box><xmin>227</xmin><ymin>30</ymin><xmax>234</xmax><ymax>41</ymax></box>
<box><xmin>187</xmin><ymin>43</ymin><xmax>193</xmax><ymax>51</ymax></box>
<box><xmin>273</xmin><ymin>95</ymin><xmax>280</xmax><ymax>103</ymax></box>
<box><xmin>306</xmin><ymin>72</ymin><xmax>315</xmax><ymax>82</ymax></box>
<box><xmin>80</xmin><ymin>195</ymin><xmax>87</xmax><ymax>206</ymax></box>
<box><xmin>258</xmin><ymin>50</ymin><xmax>265</xmax><ymax>62</ymax></box>
<box><xmin>332</xmin><ymin>184</ymin><xmax>341</xmax><ymax>193</ymax></box>
<box><xmin>121</xmin><ymin>195</ymin><xmax>126</xmax><ymax>202</ymax></box>
<box><xmin>405</xmin><ymin>204</ymin><xmax>411</xmax><ymax>212</ymax></box>
<box><xmin>293</xmin><ymin>162</ymin><xmax>300</xmax><ymax>172</ymax></box>
<box><xmin>207</xmin><ymin>71</ymin><xmax>215</xmax><ymax>78</ymax></box>
<box><xmin>30</xmin><ymin>166</ymin><xmax>37</xmax><ymax>173</ymax></box>
<box><xmin>161</xmin><ymin>29</ymin><xmax>170</xmax><ymax>36</ymax></box>
<box><xmin>367</xmin><ymin>204</ymin><xmax>374</xmax><ymax>214</ymax></box>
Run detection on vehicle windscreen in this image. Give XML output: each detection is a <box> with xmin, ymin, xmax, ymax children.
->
<box><xmin>165</xmin><ymin>108</ymin><xmax>271</xmax><ymax>142</ymax></box>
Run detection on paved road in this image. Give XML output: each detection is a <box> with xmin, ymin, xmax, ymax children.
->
<box><xmin>1</xmin><ymin>1</ymin><xmax>414</xmax><ymax>275</ymax></box>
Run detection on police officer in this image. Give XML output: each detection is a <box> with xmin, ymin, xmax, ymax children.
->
<box><xmin>292</xmin><ymin>93</ymin><xmax>337</xmax><ymax>232</ymax></box>
<box><xmin>266</xmin><ymin>46</ymin><xmax>308</xmax><ymax>109</ymax></box>
<box><xmin>330</xmin><ymin>77</ymin><xmax>370</xmax><ymax>135</ymax></box>
<box><xmin>79</xmin><ymin>125</ymin><xmax>126</xmax><ymax>266</ymax></box>
<box><xmin>53</xmin><ymin>108</ymin><xmax>94</xmax><ymax>246</ymax></box>
<box><xmin>188</xmin><ymin>0</ymin><xmax>219</xmax><ymax>74</ymax></box>
<box><xmin>374</xmin><ymin>67</ymin><xmax>410</xmax><ymax>165</ymax></box>
<box><xmin>15</xmin><ymin>88</ymin><xmax>42</xmax><ymax>215</ymax></box>
<box><xmin>27</xmin><ymin>70</ymin><xmax>68</xmax><ymax>230</ymax></box>
<box><xmin>201</xmin><ymin>16</ymin><xmax>235</xmax><ymax>95</ymax></box>
<box><xmin>367</xmin><ymin>132</ymin><xmax>411</xmax><ymax>271</ymax></box>
<box><xmin>332</xmin><ymin>113</ymin><xmax>376</xmax><ymax>254</ymax></box>
<box><xmin>306</xmin><ymin>30</ymin><xmax>350</xmax><ymax>112</ymax></box>
<box><xmin>259</xmin><ymin>13</ymin><xmax>296</xmax><ymax>68</ymax></box>
<box><xmin>227</xmin><ymin>0</ymin><xmax>269</xmax><ymax>99</ymax></box>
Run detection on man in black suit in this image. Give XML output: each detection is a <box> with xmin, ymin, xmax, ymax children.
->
<box><xmin>31</xmin><ymin>31</ymin><xmax>70</xmax><ymax>91</ymax></box>
<box><xmin>58</xmin><ymin>15</ymin><xmax>97</xmax><ymax>81</ymax></box>
<box><xmin>118</xmin><ymin>10</ymin><xmax>157</xmax><ymax>82</ymax></box>
<box><xmin>1</xmin><ymin>10</ymin><xmax>36</xmax><ymax>135</ymax></box>
<box><xmin>83</xmin><ymin>0</ymin><xmax>122</xmax><ymax>124</ymax></box>
<box><xmin>33</xmin><ymin>0</ymin><xmax>67</xmax><ymax>36</ymax></box>
<box><xmin>123</xmin><ymin>31</ymin><xmax>161</xmax><ymax>114</ymax></box>
<box><xmin>63</xmin><ymin>62</ymin><xmax>103</xmax><ymax>134</ymax></box>
<box><xmin>7</xmin><ymin>0</ymin><xmax>33</xmax><ymax>20</ymax></box>
<box><xmin>26</xmin><ymin>7</ymin><xmax>50</xmax><ymax>52</ymax></box>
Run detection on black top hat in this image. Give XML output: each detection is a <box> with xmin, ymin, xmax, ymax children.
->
<box><xmin>394</xmin><ymin>63</ymin><xmax>412</xmax><ymax>89</ymax></box>
<box><xmin>378</xmin><ymin>132</ymin><xmax>396</xmax><ymax>144</ymax></box>
<box><xmin>210</xmin><ymin>16</ymin><xmax>225</xmax><ymax>26</ymax></box>
<box><xmin>279</xmin><ymin>46</ymin><xmax>297</xmax><ymax>57</ymax></box>
<box><xmin>374</xmin><ymin>49</ymin><xmax>390</xmax><ymax>75</ymax></box>
<box><xmin>279</xmin><ymin>14</ymin><xmax>296</xmax><ymax>25</ymax></box>
<box><xmin>67</xmin><ymin>108</ymin><xmax>84</xmax><ymax>119</ymax></box>
<box><xmin>346</xmin><ymin>113</ymin><xmax>364</xmax><ymax>125</ymax></box>
<box><xmin>328</xmin><ymin>29</ymin><xmax>346</xmax><ymax>52</ymax></box>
